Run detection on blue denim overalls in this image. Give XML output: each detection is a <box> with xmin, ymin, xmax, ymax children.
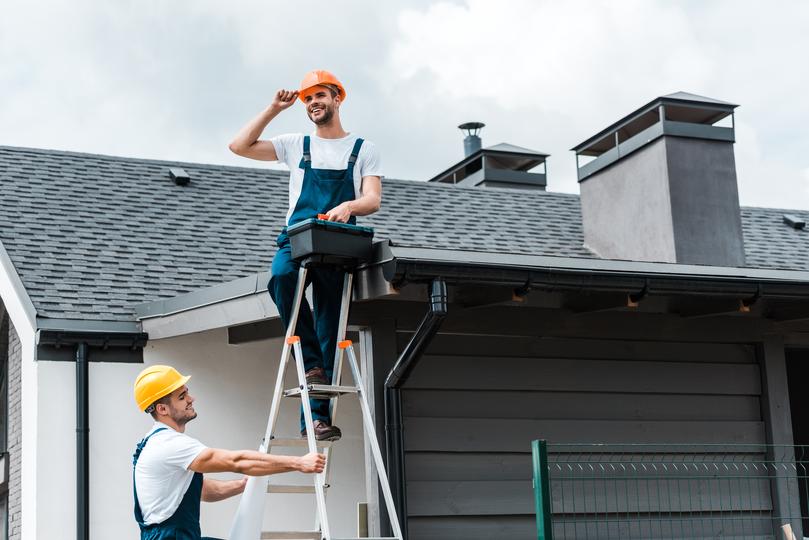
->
<box><xmin>269</xmin><ymin>135</ymin><xmax>364</xmax><ymax>428</ymax></box>
<box><xmin>133</xmin><ymin>428</ymin><xmax>219</xmax><ymax>540</ymax></box>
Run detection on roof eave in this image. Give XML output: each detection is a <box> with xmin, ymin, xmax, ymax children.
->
<box><xmin>382</xmin><ymin>246</ymin><xmax>809</xmax><ymax>298</ymax></box>
<box><xmin>0</xmin><ymin>239</ymin><xmax>38</xmax><ymax>346</ymax></box>
<box><xmin>136</xmin><ymin>245</ymin><xmax>809</xmax><ymax>329</ymax></box>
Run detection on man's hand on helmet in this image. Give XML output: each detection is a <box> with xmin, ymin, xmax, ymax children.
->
<box><xmin>271</xmin><ymin>89</ymin><xmax>299</xmax><ymax>112</ymax></box>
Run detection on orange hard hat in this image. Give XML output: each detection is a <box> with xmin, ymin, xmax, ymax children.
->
<box><xmin>299</xmin><ymin>70</ymin><xmax>346</xmax><ymax>103</ymax></box>
<box><xmin>134</xmin><ymin>364</ymin><xmax>191</xmax><ymax>412</ymax></box>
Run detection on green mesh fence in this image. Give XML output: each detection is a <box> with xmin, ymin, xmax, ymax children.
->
<box><xmin>533</xmin><ymin>442</ymin><xmax>809</xmax><ymax>540</ymax></box>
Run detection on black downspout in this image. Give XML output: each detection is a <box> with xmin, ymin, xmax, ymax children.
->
<box><xmin>76</xmin><ymin>342</ymin><xmax>89</xmax><ymax>540</ymax></box>
<box><xmin>383</xmin><ymin>278</ymin><xmax>448</xmax><ymax>539</ymax></box>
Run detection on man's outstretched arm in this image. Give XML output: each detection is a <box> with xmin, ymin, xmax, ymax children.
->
<box><xmin>201</xmin><ymin>477</ymin><xmax>247</xmax><ymax>502</ymax></box>
<box><xmin>228</xmin><ymin>89</ymin><xmax>298</xmax><ymax>161</ymax></box>
<box><xmin>189</xmin><ymin>448</ymin><xmax>325</xmax><ymax>476</ymax></box>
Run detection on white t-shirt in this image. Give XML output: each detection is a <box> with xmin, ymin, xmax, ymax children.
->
<box><xmin>270</xmin><ymin>132</ymin><xmax>383</xmax><ymax>225</ymax></box>
<box><xmin>134</xmin><ymin>422</ymin><xmax>208</xmax><ymax>525</ymax></box>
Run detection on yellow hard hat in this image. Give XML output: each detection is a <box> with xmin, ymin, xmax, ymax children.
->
<box><xmin>134</xmin><ymin>365</ymin><xmax>191</xmax><ymax>412</ymax></box>
<box><xmin>299</xmin><ymin>70</ymin><xmax>346</xmax><ymax>103</ymax></box>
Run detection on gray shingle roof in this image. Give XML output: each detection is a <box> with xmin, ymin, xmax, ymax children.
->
<box><xmin>1</xmin><ymin>145</ymin><xmax>807</xmax><ymax>322</ymax></box>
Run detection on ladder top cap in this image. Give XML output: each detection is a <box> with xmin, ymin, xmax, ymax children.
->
<box><xmin>338</xmin><ymin>340</ymin><xmax>353</xmax><ymax>349</ymax></box>
<box><xmin>286</xmin><ymin>336</ymin><xmax>301</xmax><ymax>344</ymax></box>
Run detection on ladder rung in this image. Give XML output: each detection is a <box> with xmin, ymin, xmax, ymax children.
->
<box><xmin>283</xmin><ymin>384</ymin><xmax>358</xmax><ymax>399</ymax></box>
<box><xmin>268</xmin><ymin>437</ymin><xmax>333</xmax><ymax>448</ymax></box>
<box><xmin>261</xmin><ymin>532</ymin><xmax>321</xmax><ymax>539</ymax></box>
<box><xmin>267</xmin><ymin>484</ymin><xmax>327</xmax><ymax>494</ymax></box>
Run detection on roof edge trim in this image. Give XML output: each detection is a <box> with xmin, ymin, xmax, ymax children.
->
<box><xmin>135</xmin><ymin>272</ymin><xmax>270</xmax><ymax>320</ymax></box>
<box><xmin>0</xmin><ymin>239</ymin><xmax>38</xmax><ymax>331</ymax></box>
<box><xmin>36</xmin><ymin>317</ymin><xmax>143</xmax><ymax>334</ymax></box>
<box><xmin>385</xmin><ymin>246</ymin><xmax>809</xmax><ymax>288</ymax></box>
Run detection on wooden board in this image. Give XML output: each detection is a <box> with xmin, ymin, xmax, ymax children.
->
<box><xmin>403</xmin><ymin>390</ymin><xmax>761</xmax><ymax>421</ymax></box>
<box><xmin>404</xmin><ymin>355</ymin><xmax>761</xmax><ymax>395</ymax></box>
<box><xmin>401</xmin><ymin>333</ymin><xmax>756</xmax><ymax>364</ymax></box>
<box><xmin>404</xmin><ymin>418</ymin><xmax>766</xmax><ymax>451</ymax></box>
<box><xmin>406</xmin><ymin>478</ymin><xmax>772</xmax><ymax>516</ymax></box>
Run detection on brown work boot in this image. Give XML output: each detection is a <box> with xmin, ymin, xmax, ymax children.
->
<box><xmin>301</xmin><ymin>420</ymin><xmax>342</xmax><ymax>442</ymax></box>
<box><xmin>305</xmin><ymin>367</ymin><xmax>329</xmax><ymax>385</ymax></box>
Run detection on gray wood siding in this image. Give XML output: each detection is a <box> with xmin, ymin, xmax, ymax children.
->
<box><xmin>399</xmin><ymin>332</ymin><xmax>764</xmax><ymax>539</ymax></box>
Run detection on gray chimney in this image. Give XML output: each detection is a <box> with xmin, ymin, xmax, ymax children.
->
<box><xmin>429</xmin><ymin>123</ymin><xmax>549</xmax><ymax>190</ymax></box>
<box><xmin>573</xmin><ymin>92</ymin><xmax>745</xmax><ymax>267</ymax></box>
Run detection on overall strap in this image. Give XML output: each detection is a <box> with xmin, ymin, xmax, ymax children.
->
<box><xmin>347</xmin><ymin>138</ymin><xmax>364</xmax><ymax>169</ymax></box>
<box><xmin>133</xmin><ymin>427</ymin><xmax>168</xmax><ymax>527</ymax></box>
<box><xmin>133</xmin><ymin>427</ymin><xmax>168</xmax><ymax>466</ymax></box>
<box><xmin>302</xmin><ymin>136</ymin><xmax>311</xmax><ymax>163</ymax></box>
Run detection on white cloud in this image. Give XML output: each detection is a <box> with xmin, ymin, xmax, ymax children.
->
<box><xmin>387</xmin><ymin>0</ymin><xmax>809</xmax><ymax>208</ymax></box>
<box><xmin>1</xmin><ymin>0</ymin><xmax>809</xmax><ymax>209</ymax></box>
<box><xmin>391</xmin><ymin>0</ymin><xmax>710</xmax><ymax>114</ymax></box>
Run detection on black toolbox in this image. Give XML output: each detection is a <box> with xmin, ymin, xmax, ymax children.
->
<box><xmin>287</xmin><ymin>217</ymin><xmax>375</xmax><ymax>266</ymax></box>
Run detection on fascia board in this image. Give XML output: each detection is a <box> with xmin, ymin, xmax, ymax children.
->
<box><xmin>141</xmin><ymin>290</ymin><xmax>279</xmax><ymax>340</ymax></box>
<box><xmin>35</xmin><ymin>317</ymin><xmax>142</xmax><ymax>333</ymax></box>
<box><xmin>0</xmin><ymin>240</ymin><xmax>37</xmax><ymax>344</ymax></box>
<box><xmin>135</xmin><ymin>272</ymin><xmax>270</xmax><ymax>319</ymax></box>
<box><xmin>387</xmin><ymin>246</ymin><xmax>809</xmax><ymax>285</ymax></box>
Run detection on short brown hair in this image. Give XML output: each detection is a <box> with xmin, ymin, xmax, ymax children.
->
<box><xmin>146</xmin><ymin>394</ymin><xmax>172</xmax><ymax>419</ymax></box>
<box><xmin>320</xmin><ymin>84</ymin><xmax>340</xmax><ymax>98</ymax></box>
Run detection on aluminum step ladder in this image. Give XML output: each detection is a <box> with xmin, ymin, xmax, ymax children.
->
<box><xmin>237</xmin><ymin>263</ymin><xmax>403</xmax><ymax>540</ymax></box>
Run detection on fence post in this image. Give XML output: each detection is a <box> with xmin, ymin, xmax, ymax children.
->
<box><xmin>532</xmin><ymin>439</ymin><xmax>553</xmax><ymax>540</ymax></box>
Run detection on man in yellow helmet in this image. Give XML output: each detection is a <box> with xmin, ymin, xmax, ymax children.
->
<box><xmin>132</xmin><ymin>365</ymin><xmax>325</xmax><ymax>540</ymax></box>
<box><xmin>229</xmin><ymin>70</ymin><xmax>383</xmax><ymax>441</ymax></box>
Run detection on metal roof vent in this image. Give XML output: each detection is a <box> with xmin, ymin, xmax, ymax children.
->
<box><xmin>459</xmin><ymin>121</ymin><xmax>485</xmax><ymax>157</ymax></box>
<box><xmin>783</xmin><ymin>214</ymin><xmax>806</xmax><ymax>230</ymax></box>
<box><xmin>428</xmin><ymin>124</ymin><xmax>549</xmax><ymax>191</ymax></box>
<box><xmin>168</xmin><ymin>167</ymin><xmax>190</xmax><ymax>186</ymax></box>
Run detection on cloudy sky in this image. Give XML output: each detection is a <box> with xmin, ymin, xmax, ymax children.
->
<box><xmin>2</xmin><ymin>0</ymin><xmax>809</xmax><ymax>209</ymax></box>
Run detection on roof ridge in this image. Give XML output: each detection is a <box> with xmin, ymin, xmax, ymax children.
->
<box><xmin>5</xmin><ymin>145</ymin><xmax>809</xmax><ymax>210</ymax></box>
<box><xmin>0</xmin><ymin>145</ymin><xmax>582</xmax><ymax>198</ymax></box>
<box><xmin>0</xmin><ymin>144</ymin><xmax>288</xmax><ymax>175</ymax></box>
<box><xmin>740</xmin><ymin>204</ymin><xmax>809</xmax><ymax>213</ymax></box>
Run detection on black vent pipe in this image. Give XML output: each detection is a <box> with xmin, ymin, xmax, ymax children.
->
<box><xmin>383</xmin><ymin>278</ymin><xmax>448</xmax><ymax>538</ymax></box>
<box><xmin>76</xmin><ymin>342</ymin><xmax>90</xmax><ymax>540</ymax></box>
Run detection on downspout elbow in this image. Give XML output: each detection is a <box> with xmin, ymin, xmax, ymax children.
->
<box><xmin>385</xmin><ymin>278</ymin><xmax>448</xmax><ymax>389</ymax></box>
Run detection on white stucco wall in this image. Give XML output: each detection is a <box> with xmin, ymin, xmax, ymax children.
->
<box><xmin>34</xmin><ymin>327</ymin><xmax>368</xmax><ymax>539</ymax></box>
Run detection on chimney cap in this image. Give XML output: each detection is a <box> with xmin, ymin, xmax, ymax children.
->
<box><xmin>428</xmin><ymin>142</ymin><xmax>549</xmax><ymax>184</ymax></box>
<box><xmin>571</xmin><ymin>91</ymin><xmax>738</xmax><ymax>155</ymax></box>
<box><xmin>459</xmin><ymin>121</ymin><xmax>486</xmax><ymax>132</ymax></box>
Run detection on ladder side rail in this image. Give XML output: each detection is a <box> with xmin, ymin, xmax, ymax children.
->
<box><xmin>235</xmin><ymin>268</ymin><xmax>309</xmax><ymax>540</ymax></box>
<box><xmin>292</xmin><ymin>338</ymin><xmax>332</xmax><ymax>540</ymax></box>
<box><xmin>262</xmin><ymin>266</ymin><xmax>310</xmax><ymax>447</ymax></box>
<box><xmin>317</xmin><ymin>346</ymin><xmax>345</xmax><ymax>535</ymax></box>
<box><xmin>344</xmin><ymin>344</ymin><xmax>404</xmax><ymax>540</ymax></box>
<box><xmin>317</xmin><ymin>271</ymin><xmax>353</xmax><ymax>533</ymax></box>
<box><xmin>329</xmin><ymin>272</ymin><xmax>354</xmax><ymax>416</ymax></box>
<box><xmin>322</xmin><ymin>272</ymin><xmax>354</xmax><ymax>485</ymax></box>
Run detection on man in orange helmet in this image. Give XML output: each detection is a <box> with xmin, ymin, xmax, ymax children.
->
<box><xmin>132</xmin><ymin>365</ymin><xmax>325</xmax><ymax>539</ymax></box>
<box><xmin>229</xmin><ymin>70</ymin><xmax>383</xmax><ymax>441</ymax></box>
